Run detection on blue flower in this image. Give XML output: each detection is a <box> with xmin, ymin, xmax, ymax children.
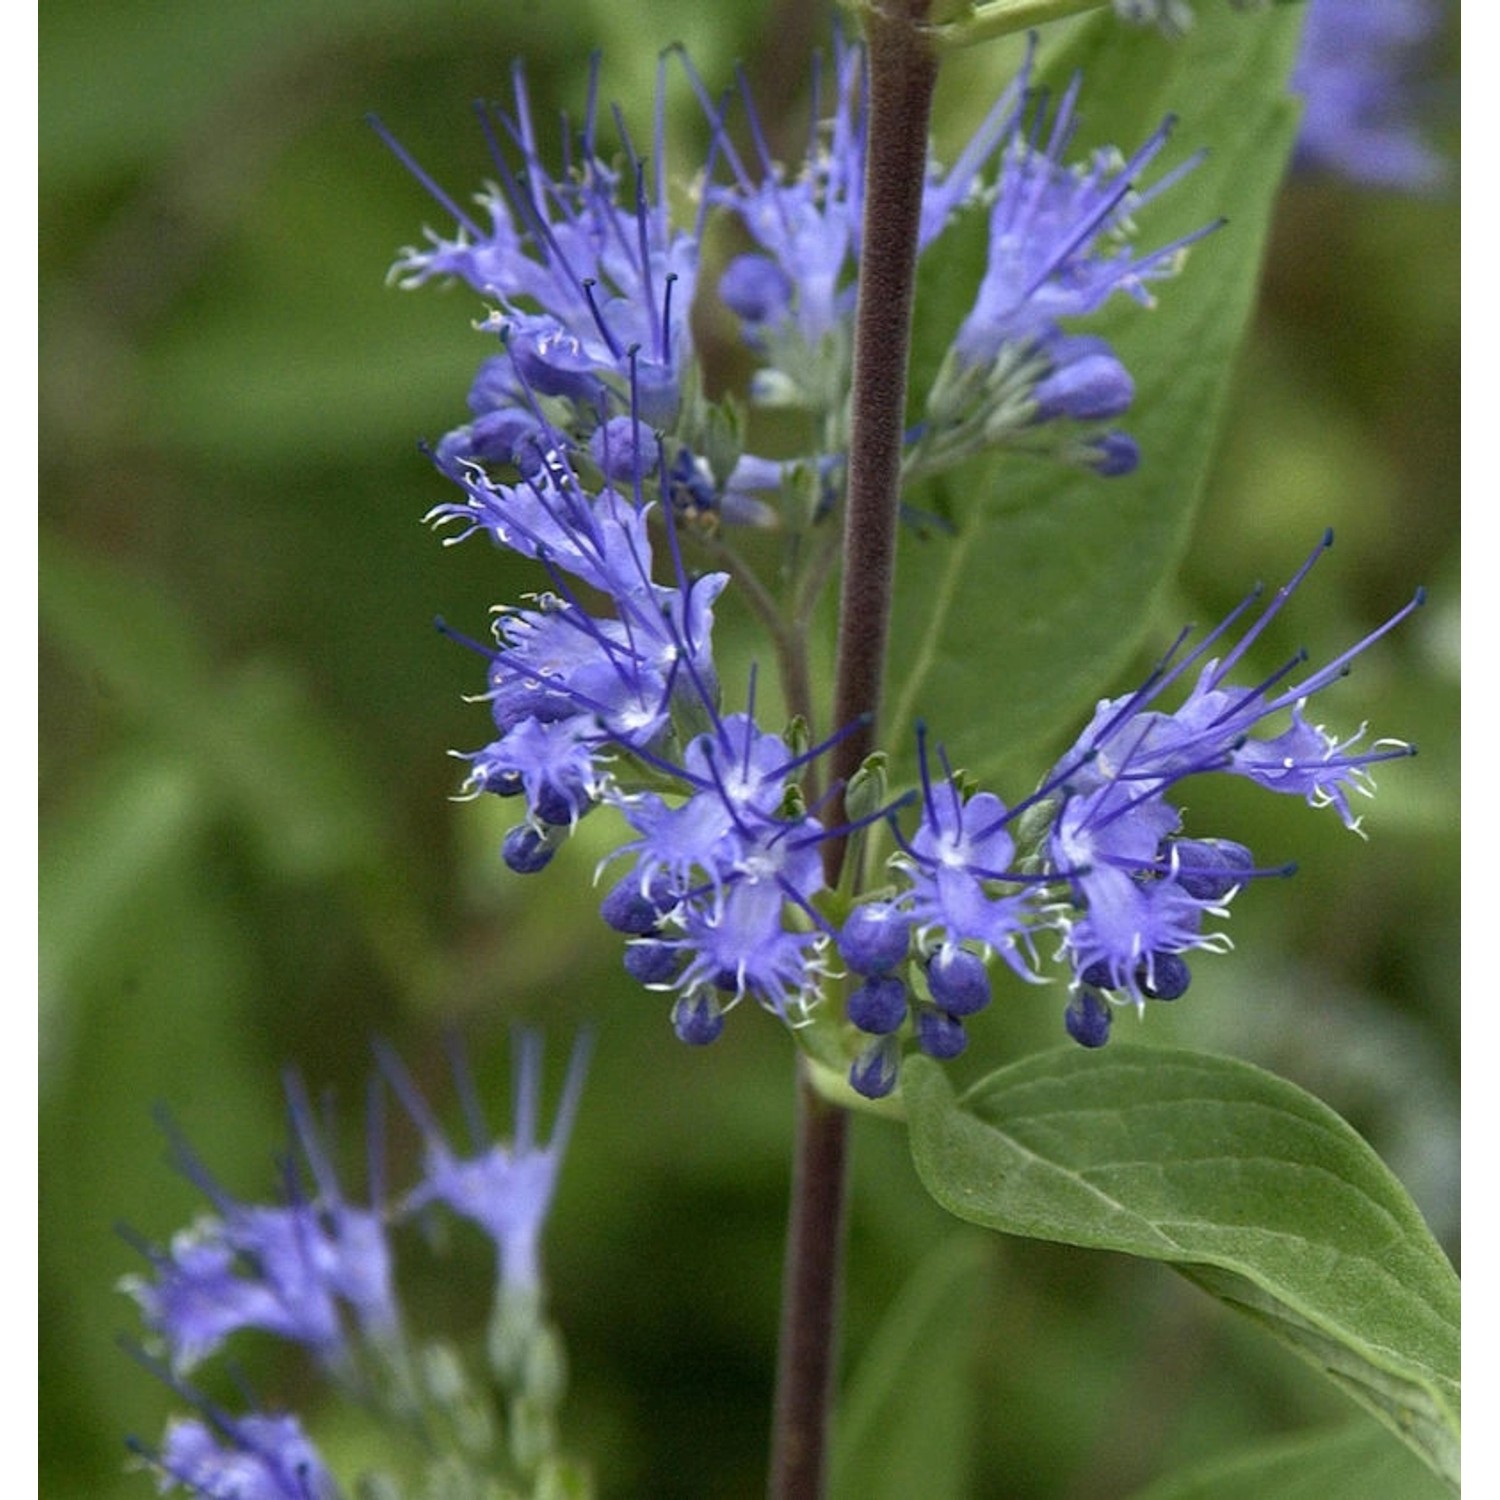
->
<box><xmin>686</xmin><ymin>31</ymin><xmax>868</xmax><ymax>349</ymax></box>
<box><xmin>830</xmin><ymin>730</ymin><xmax>1055</xmax><ymax>1095</ymax></box>
<box><xmin>379</xmin><ymin>55</ymin><xmax>698</xmax><ymax>449</ymax></box>
<box><xmin>431</xmin><ymin>409</ymin><xmax>731</xmax><ymax>839</ymax></box>
<box><xmin>606</xmin><ymin>710</ymin><xmax>840</xmax><ymax>1025</ymax></box>
<box><xmin>147</xmin><ymin>1411</ymin><xmax>339</xmax><ymax>1500</ymax></box>
<box><xmin>893</xmin><ymin>730</ymin><xmax>1046</xmax><ymax>986</ymax></box>
<box><xmin>1043</xmin><ymin>531</ymin><xmax>1420</xmax><ymax>1017</ymax></box>
<box><xmin>1292</xmin><ymin>0</ymin><xmax>1448</xmax><ymax>190</ymax></box>
<box><xmin>379</xmin><ymin>1032</ymin><xmax>590</xmax><ymax>1295</ymax></box>
<box><xmin>123</xmin><ymin>1079</ymin><xmax>397</xmax><ymax>1374</ymax></box>
<box><xmin>692</xmin><ymin>31</ymin><xmax>1030</xmax><ymax>354</ymax></box>
<box><xmin>949</xmin><ymin>85</ymin><xmax>1205</xmax><ymax>360</ymax></box>
<box><xmin>913</xmin><ymin>62</ymin><xmax>1216</xmax><ymax>478</ymax></box>
<box><xmin>688</xmin><ymin>32</ymin><xmax>1201</xmax><ymax>482</ymax></box>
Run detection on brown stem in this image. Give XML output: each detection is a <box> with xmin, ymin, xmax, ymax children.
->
<box><xmin>823</xmin><ymin>0</ymin><xmax>939</xmax><ymax>890</ymax></box>
<box><xmin>767</xmin><ymin>1065</ymin><xmax>853</xmax><ymax>1500</ymax></box>
<box><xmin>768</xmin><ymin>8</ymin><xmax>939</xmax><ymax>1500</ymax></box>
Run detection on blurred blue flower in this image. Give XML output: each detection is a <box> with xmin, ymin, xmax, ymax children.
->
<box><xmin>124</xmin><ymin>1078</ymin><xmax>397</xmax><ymax>1374</ymax></box>
<box><xmin>126</xmin><ymin>1035</ymin><xmax>592</xmax><ymax>1495</ymax></box>
<box><xmin>1292</xmin><ymin>0</ymin><xmax>1448</xmax><ymax>189</ymax></box>
<box><xmin>147</xmin><ymin>1411</ymin><xmax>338</xmax><ymax>1500</ymax></box>
<box><xmin>379</xmin><ymin>1033</ymin><xmax>591</xmax><ymax>1295</ymax></box>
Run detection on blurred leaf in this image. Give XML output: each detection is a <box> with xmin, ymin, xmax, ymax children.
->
<box><xmin>904</xmin><ymin>1048</ymin><xmax>1459</xmax><ymax>1489</ymax></box>
<box><xmin>40</xmin><ymin>845</ymin><xmax>284</xmax><ymax>1494</ymax></box>
<box><xmin>43</xmin><ymin>532</ymin><xmax>386</xmax><ymax>877</ymax></box>
<box><xmin>831</xmin><ymin>1234</ymin><xmax>988</xmax><ymax>1500</ymax></box>
<box><xmin>887</xmin><ymin>5</ymin><xmax>1305</xmax><ymax>783</ymax></box>
<box><xmin>40</xmin><ymin>749</ymin><xmax>205</xmax><ymax>1057</ymax></box>
<box><xmin>41</xmin><ymin>531</ymin><xmax>442</xmax><ymax>1001</ymax></box>
<box><xmin>1128</xmin><ymin>1418</ymin><xmax>1452</xmax><ymax>1500</ymax></box>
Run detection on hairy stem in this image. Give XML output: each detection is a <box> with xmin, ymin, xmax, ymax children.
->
<box><xmin>768</xmin><ymin>7</ymin><xmax>939</xmax><ymax>1499</ymax></box>
<box><xmin>824</xmin><ymin>1</ymin><xmax>939</xmax><ymax>891</ymax></box>
<box><xmin>767</xmin><ymin>1068</ymin><xmax>853</xmax><ymax>1500</ymax></box>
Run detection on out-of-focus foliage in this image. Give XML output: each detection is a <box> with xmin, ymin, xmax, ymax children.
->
<box><xmin>40</xmin><ymin>1</ymin><xmax>1457</xmax><ymax>1496</ymax></box>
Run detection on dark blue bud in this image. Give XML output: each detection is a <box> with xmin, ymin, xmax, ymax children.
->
<box><xmin>444</xmin><ymin>408</ymin><xmax>544</xmax><ymax>472</ymax></box>
<box><xmin>502</xmin><ymin>824</ymin><xmax>557</xmax><ymax>875</ymax></box>
<box><xmin>1065</xmin><ymin>990</ymin><xmax>1113</xmax><ymax>1048</ymax></box>
<box><xmin>1139</xmin><ymin>951</ymin><xmax>1191</xmax><ymax>1001</ymax></box>
<box><xmin>849</xmin><ymin>1038</ymin><xmax>900</xmax><ymax>1100</ymax></box>
<box><xmin>533</xmin><ymin>782</ymin><xmax>590</xmax><ymax>828</ymax></box>
<box><xmin>475</xmin><ymin>766</ymin><xmax>525</xmax><ymax>798</ymax></box>
<box><xmin>839</xmin><ymin>903</ymin><xmax>912</xmax><ymax>976</ymax></box>
<box><xmin>847</xmin><ymin>975</ymin><xmax>909</xmax><ymax>1036</ymax></box>
<box><xmin>926</xmin><ymin>947</ymin><xmax>991</xmax><ymax>1016</ymax></box>
<box><xmin>1033</xmin><ymin>348</ymin><xmax>1134</xmax><ymax>422</ymax></box>
<box><xmin>1171</xmin><ymin>838</ymin><xmax>1254</xmax><ymax>901</ymax></box>
<box><xmin>672</xmin><ymin>993</ymin><xmax>725</xmax><ymax>1046</ymax></box>
<box><xmin>1087</xmin><ymin>430</ymin><xmax>1140</xmax><ymax>478</ymax></box>
<box><xmin>1079</xmin><ymin>959</ymin><xmax>1115</xmax><ymax>991</ymax></box>
<box><xmin>621</xmin><ymin>936</ymin><xmax>681</xmax><ymax>984</ymax></box>
<box><xmin>600</xmin><ymin>873</ymin><xmax>677</xmax><ymax>935</ymax></box>
<box><xmin>719</xmin><ymin>254</ymin><xmax>792</xmax><ymax>325</ymax></box>
<box><xmin>624</xmin><ymin>938</ymin><xmax>681</xmax><ymax>986</ymax></box>
<box><xmin>915</xmin><ymin>1009</ymin><xmax>968</xmax><ymax>1060</ymax></box>
<box><xmin>668</xmin><ymin>447</ymin><xmax>718</xmax><ymax>515</ymax></box>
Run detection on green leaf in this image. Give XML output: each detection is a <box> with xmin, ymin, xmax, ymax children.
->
<box><xmin>903</xmin><ymin>1048</ymin><xmax>1459</xmax><ymax>1489</ymax></box>
<box><xmin>41</xmin><ymin>531</ymin><xmax>384</xmax><ymax>880</ymax></box>
<box><xmin>831</xmin><ymin>1235</ymin><xmax>990</xmax><ymax>1500</ymax></box>
<box><xmin>1128</xmin><ymin>1419</ymin><xmax>1453</xmax><ymax>1500</ymax></box>
<box><xmin>887</xmin><ymin>5</ymin><xmax>1306</xmax><ymax>783</ymax></box>
<box><xmin>41</xmin><ymin>530</ymin><xmax>442</xmax><ymax>1000</ymax></box>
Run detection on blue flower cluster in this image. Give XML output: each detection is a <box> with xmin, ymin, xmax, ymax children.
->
<box><xmin>123</xmin><ymin>1035</ymin><xmax>589</xmax><ymax>1498</ymax></box>
<box><xmin>383</xmin><ymin>33</ymin><xmax>1209</xmax><ymax>532</ymax></box>
<box><xmin>824</xmin><ymin>534</ymin><xmax>1417</xmax><ymax>1085</ymax></box>
<box><xmin>394</xmin><ymin>45</ymin><xmax>1417</xmax><ymax>1101</ymax></box>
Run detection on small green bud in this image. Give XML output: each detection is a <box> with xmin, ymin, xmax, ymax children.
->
<box><xmin>784</xmin><ymin>714</ymin><xmax>811</xmax><ymax>761</ymax></box>
<box><xmin>488</xmin><ymin>1282</ymin><xmax>546</xmax><ymax>1387</ymax></box>
<box><xmin>419</xmin><ymin>1341</ymin><xmax>495</xmax><ymax>1456</ymax></box>
<box><xmin>844</xmin><ymin>751</ymin><xmax>889</xmax><ymax>826</ymax></box>
<box><xmin>1014</xmin><ymin>791</ymin><xmax>1061</xmax><ymax>871</ymax></box>
<box><xmin>522</xmin><ymin>1321</ymin><xmax>570</xmax><ymax>1413</ymax></box>
<box><xmin>700</xmin><ymin>393</ymin><xmax>746</xmax><ymax>486</ymax></box>
<box><xmin>533</xmin><ymin>1456</ymin><xmax>596</xmax><ymax>1500</ymax></box>
<box><xmin>508</xmin><ymin>1393</ymin><xmax>559</xmax><ymax>1476</ymax></box>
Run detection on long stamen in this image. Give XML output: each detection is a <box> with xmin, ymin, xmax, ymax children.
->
<box><xmin>1274</xmin><ymin>588</ymin><xmax>1426</xmax><ymax>704</ymax></box>
<box><xmin>435</xmin><ymin>616</ymin><xmax>500</xmax><ymax>662</ymax></box>
<box><xmin>1200</xmin><ymin>649</ymin><xmax>1312</xmax><ymax>733</ymax></box>
<box><xmin>772</xmin><ymin>712</ymin><xmax>873</xmax><ymax>782</ymax></box>
<box><xmin>367</xmin><ymin>116</ymin><xmax>483</xmax><ymax>237</ymax></box>
<box><xmin>1215</xmin><ymin>527</ymin><xmax>1334</xmax><ymax>679</ymax></box>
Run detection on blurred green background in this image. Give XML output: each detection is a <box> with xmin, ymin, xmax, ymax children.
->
<box><xmin>40</xmin><ymin>1</ymin><xmax>1457</xmax><ymax>1496</ymax></box>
